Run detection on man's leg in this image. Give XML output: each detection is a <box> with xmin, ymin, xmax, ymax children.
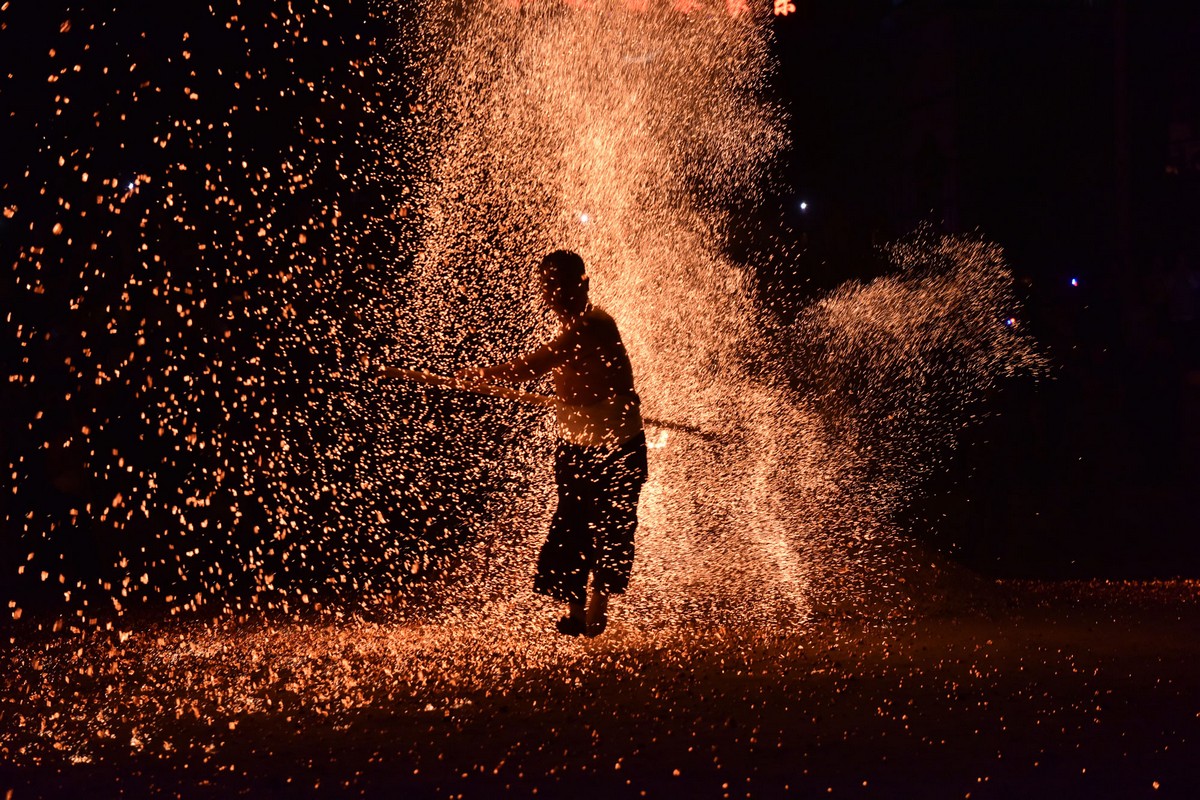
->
<box><xmin>534</xmin><ymin>492</ymin><xmax>593</xmax><ymax>606</ymax></box>
<box><xmin>588</xmin><ymin>434</ymin><xmax>648</xmax><ymax>635</ymax></box>
<box><xmin>534</xmin><ymin>443</ymin><xmax>595</xmax><ymax>633</ymax></box>
<box><xmin>585</xmin><ymin>590</ymin><xmax>608</xmax><ymax>636</ymax></box>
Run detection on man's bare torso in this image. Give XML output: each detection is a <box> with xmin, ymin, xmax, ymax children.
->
<box><xmin>551</xmin><ymin>308</ymin><xmax>637</xmax><ymax>407</ymax></box>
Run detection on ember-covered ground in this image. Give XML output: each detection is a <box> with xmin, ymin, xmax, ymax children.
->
<box><xmin>2</xmin><ymin>579</ymin><xmax>1197</xmax><ymax>799</ymax></box>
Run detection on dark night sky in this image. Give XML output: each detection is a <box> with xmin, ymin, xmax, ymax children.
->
<box><xmin>766</xmin><ymin>1</ymin><xmax>1200</xmax><ymax>578</ymax></box>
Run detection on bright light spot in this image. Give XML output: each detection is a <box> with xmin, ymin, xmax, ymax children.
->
<box><xmin>798</xmin><ymin>201</ymin><xmax>808</xmax><ymax>212</ymax></box>
<box><xmin>579</xmin><ymin>212</ymin><xmax>590</xmax><ymax>224</ymax></box>
<box><xmin>1070</xmin><ymin>277</ymin><xmax>1079</xmax><ymax>287</ymax></box>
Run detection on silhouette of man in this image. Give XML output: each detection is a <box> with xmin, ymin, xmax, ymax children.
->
<box><xmin>458</xmin><ymin>250</ymin><xmax>648</xmax><ymax>637</ymax></box>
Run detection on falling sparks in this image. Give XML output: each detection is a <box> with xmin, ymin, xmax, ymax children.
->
<box><xmin>361</xmin><ymin>1</ymin><xmax>1049</xmax><ymax>633</ymax></box>
<box><xmin>2</xmin><ymin>0</ymin><xmax>399</xmax><ymax>624</ymax></box>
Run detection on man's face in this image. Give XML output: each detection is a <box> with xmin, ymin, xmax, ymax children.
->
<box><xmin>539</xmin><ymin>269</ymin><xmax>564</xmax><ymax>314</ymax></box>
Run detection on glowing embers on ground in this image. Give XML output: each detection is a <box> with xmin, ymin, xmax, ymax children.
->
<box><xmin>3</xmin><ymin>581</ymin><xmax>1199</xmax><ymax>796</ymax></box>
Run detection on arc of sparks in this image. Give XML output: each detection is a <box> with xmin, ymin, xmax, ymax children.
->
<box><xmin>379</xmin><ymin>367</ymin><xmax>717</xmax><ymax>439</ymax></box>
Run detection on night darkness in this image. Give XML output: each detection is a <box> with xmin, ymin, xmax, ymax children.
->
<box><xmin>766</xmin><ymin>0</ymin><xmax>1200</xmax><ymax>578</ymax></box>
<box><xmin>3</xmin><ymin>1</ymin><xmax>1200</xmax><ymax>798</ymax></box>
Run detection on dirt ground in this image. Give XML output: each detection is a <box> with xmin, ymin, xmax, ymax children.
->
<box><xmin>2</xmin><ymin>579</ymin><xmax>1198</xmax><ymax>799</ymax></box>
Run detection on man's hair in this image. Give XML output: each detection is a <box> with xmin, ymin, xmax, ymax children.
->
<box><xmin>540</xmin><ymin>250</ymin><xmax>589</xmax><ymax>314</ymax></box>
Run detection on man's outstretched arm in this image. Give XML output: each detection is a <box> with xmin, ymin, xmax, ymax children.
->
<box><xmin>459</xmin><ymin>326</ymin><xmax>582</xmax><ymax>384</ymax></box>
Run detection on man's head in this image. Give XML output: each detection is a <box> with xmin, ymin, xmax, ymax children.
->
<box><xmin>539</xmin><ymin>250</ymin><xmax>589</xmax><ymax>318</ymax></box>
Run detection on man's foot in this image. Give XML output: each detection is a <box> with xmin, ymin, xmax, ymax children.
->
<box><xmin>556</xmin><ymin>601</ymin><xmax>586</xmax><ymax>636</ymax></box>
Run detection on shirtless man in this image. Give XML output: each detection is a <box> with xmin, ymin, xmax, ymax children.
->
<box><xmin>458</xmin><ymin>250</ymin><xmax>648</xmax><ymax>637</ymax></box>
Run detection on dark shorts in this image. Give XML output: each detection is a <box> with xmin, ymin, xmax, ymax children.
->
<box><xmin>533</xmin><ymin>432</ymin><xmax>649</xmax><ymax>604</ymax></box>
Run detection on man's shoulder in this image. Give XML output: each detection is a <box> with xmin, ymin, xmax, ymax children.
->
<box><xmin>582</xmin><ymin>306</ymin><xmax>617</xmax><ymax>328</ymax></box>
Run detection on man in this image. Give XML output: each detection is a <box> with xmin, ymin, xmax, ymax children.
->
<box><xmin>459</xmin><ymin>250</ymin><xmax>648</xmax><ymax>637</ymax></box>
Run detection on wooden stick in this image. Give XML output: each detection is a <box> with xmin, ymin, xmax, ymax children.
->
<box><xmin>380</xmin><ymin>366</ymin><xmax>716</xmax><ymax>439</ymax></box>
<box><xmin>385</xmin><ymin>367</ymin><xmax>556</xmax><ymax>407</ymax></box>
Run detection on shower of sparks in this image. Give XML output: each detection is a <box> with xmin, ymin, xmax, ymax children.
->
<box><xmin>375</xmin><ymin>0</ymin><xmax>824</xmax><ymax>630</ymax></box>
<box><xmin>2</xmin><ymin>1</ymin><xmax>403</xmax><ymax>624</ymax></box>
<box><xmin>4</xmin><ymin>0</ymin><xmax>1053</xmax><ymax>776</ymax></box>
<box><xmin>357</xmin><ymin>0</ymin><xmax>1048</xmax><ymax>630</ymax></box>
